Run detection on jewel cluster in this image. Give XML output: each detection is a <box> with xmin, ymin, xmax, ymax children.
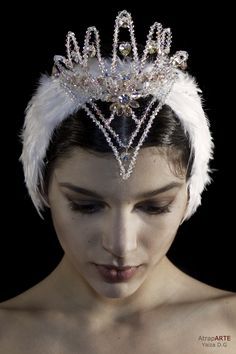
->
<box><xmin>53</xmin><ymin>10</ymin><xmax>188</xmax><ymax>179</ymax></box>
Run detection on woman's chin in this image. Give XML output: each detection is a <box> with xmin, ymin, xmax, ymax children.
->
<box><xmin>88</xmin><ymin>265</ymin><xmax>147</xmax><ymax>299</ymax></box>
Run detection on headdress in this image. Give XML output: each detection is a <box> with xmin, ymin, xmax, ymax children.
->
<box><xmin>20</xmin><ymin>10</ymin><xmax>214</xmax><ymax>220</ymax></box>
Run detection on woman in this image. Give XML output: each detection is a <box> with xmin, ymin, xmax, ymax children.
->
<box><xmin>1</xmin><ymin>10</ymin><xmax>235</xmax><ymax>354</ymax></box>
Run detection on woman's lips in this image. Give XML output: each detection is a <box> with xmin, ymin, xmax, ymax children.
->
<box><xmin>94</xmin><ymin>264</ymin><xmax>142</xmax><ymax>283</ymax></box>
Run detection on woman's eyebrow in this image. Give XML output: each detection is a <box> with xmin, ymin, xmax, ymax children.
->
<box><xmin>135</xmin><ymin>182</ymin><xmax>183</xmax><ymax>198</ymax></box>
<box><xmin>59</xmin><ymin>181</ymin><xmax>183</xmax><ymax>199</ymax></box>
<box><xmin>59</xmin><ymin>183</ymin><xmax>106</xmax><ymax>199</ymax></box>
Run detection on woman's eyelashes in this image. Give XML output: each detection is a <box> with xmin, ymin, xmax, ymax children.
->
<box><xmin>69</xmin><ymin>201</ymin><xmax>103</xmax><ymax>214</ymax></box>
<box><xmin>138</xmin><ymin>203</ymin><xmax>171</xmax><ymax>215</ymax></box>
<box><xmin>68</xmin><ymin>199</ymin><xmax>173</xmax><ymax>215</ymax></box>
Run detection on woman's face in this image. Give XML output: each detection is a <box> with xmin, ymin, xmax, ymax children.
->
<box><xmin>48</xmin><ymin>147</ymin><xmax>188</xmax><ymax>299</ymax></box>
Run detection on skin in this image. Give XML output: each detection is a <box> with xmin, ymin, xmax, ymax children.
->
<box><xmin>0</xmin><ymin>147</ymin><xmax>235</xmax><ymax>353</ymax></box>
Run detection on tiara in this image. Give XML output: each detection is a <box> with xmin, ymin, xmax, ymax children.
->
<box><xmin>53</xmin><ymin>10</ymin><xmax>188</xmax><ymax>179</ymax></box>
<box><xmin>21</xmin><ymin>10</ymin><xmax>213</xmax><ymax>220</ymax></box>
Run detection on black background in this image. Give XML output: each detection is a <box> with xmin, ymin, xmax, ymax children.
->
<box><xmin>1</xmin><ymin>2</ymin><xmax>235</xmax><ymax>302</ymax></box>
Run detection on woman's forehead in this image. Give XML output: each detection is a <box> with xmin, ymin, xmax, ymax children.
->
<box><xmin>53</xmin><ymin>147</ymin><xmax>185</xmax><ymax>200</ymax></box>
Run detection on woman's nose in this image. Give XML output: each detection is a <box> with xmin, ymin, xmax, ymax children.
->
<box><xmin>102</xmin><ymin>210</ymin><xmax>138</xmax><ymax>257</ymax></box>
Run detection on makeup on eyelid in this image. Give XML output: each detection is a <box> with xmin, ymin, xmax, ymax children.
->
<box><xmin>67</xmin><ymin>198</ymin><xmax>174</xmax><ymax>215</ymax></box>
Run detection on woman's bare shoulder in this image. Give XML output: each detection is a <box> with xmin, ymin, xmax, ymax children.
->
<box><xmin>0</xmin><ymin>295</ymin><xmax>60</xmax><ymax>354</ymax></box>
<box><xmin>167</xmin><ymin>265</ymin><xmax>236</xmax><ymax>330</ymax></box>
<box><xmin>0</xmin><ymin>294</ymin><xmax>45</xmax><ymax>330</ymax></box>
<box><xmin>0</xmin><ymin>298</ymin><xmax>30</xmax><ymax>353</ymax></box>
<box><xmin>174</xmin><ymin>265</ymin><xmax>235</xmax><ymax>303</ymax></box>
<box><xmin>191</xmin><ymin>293</ymin><xmax>236</xmax><ymax>352</ymax></box>
<box><xmin>215</xmin><ymin>292</ymin><xmax>236</xmax><ymax>328</ymax></box>
<box><xmin>177</xmin><ymin>273</ymin><xmax>236</xmax><ymax>331</ymax></box>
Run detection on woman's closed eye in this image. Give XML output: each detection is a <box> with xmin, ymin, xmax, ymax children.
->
<box><xmin>69</xmin><ymin>201</ymin><xmax>103</xmax><ymax>214</ymax></box>
<box><xmin>138</xmin><ymin>203</ymin><xmax>171</xmax><ymax>215</ymax></box>
<box><xmin>68</xmin><ymin>200</ymin><xmax>172</xmax><ymax>215</ymax></box>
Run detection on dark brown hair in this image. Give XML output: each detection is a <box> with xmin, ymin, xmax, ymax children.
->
<box><xmin>43</xmin><ymin>100</ymin><xmax>193</xmax><ymax>196</ymax></box>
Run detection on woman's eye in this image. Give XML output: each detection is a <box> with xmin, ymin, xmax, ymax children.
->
<box><xmin>68</xmin><ymin>201</ymin><xmax>172</xmax><ymax>215</ymax></box>
<box><xmin>138</xmin><ymin>204</ymin><xmax>171</xmax><ymax>215</ymax></box>
<box><xmin>69</xmin><ymin>202</ymin><xmax>103</xmax><ymax>214</ymax></box>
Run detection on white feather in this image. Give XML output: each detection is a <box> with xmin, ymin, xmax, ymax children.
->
<box><xmin>20</xmin><ymin>75</ymin><xmax>80</xmax><ymax>215</ymax></box>
<box><xmin>20</xmin><ymin>66</ymin><xmax>213</xmax><ymax>220</ymax></box>
<box><xmin>166</xmin><ymin>71</ymin><xmax>213</xmax><ymax>220</ymax></box>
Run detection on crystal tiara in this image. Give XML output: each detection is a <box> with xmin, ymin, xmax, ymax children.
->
<box><xmin>53</xmin><ymin>9</ymin><xmax>188</xmax><ymax>179</ymax></box>
<box><xmin>20</xmin><ymin>10</ymin><xmax>213</xmax><ymax>220</ymax></box>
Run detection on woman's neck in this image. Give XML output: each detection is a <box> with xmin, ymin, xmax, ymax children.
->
<box><xmin>43</xmin><ymin>255</ymin><xmax>184</xmax><ymax>322</ymax></box>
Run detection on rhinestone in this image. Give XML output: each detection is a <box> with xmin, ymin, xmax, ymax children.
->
<box><xmin>110</xmin><ymin>103</ymin><xmax>123</xmax><ymax>116</ymax></box>
<box><xmin>172</xmin><ymin>58</ymin><xmax>184</xmax><ymax>68</ymax></box>
<box><xmin>118</xmin><ymin>94</ymin><xmax>130</xmax><ymax>105</ymax></box>
<box><xmin>131</xmin><ymin>92</ymin><xmax>141</xmax><ymax>100</ymax></box>
<box><xmin>119</xmin><ymin>16</ymin><xmax>129</xmax><ymax>28</ymax></box>
<box><xmin>86</xmin><ymin>45</ymin><xmax>96</xmax><ymax>57</ymax></box>
<box><xmin>71</xmin><ymin>50</ymin><xmax>79</xmax><ymax>62</ymax></box>
<box><xmin>172</xmin><ymin>51</ymin><xmax>188</xmax><ymax>67</ymax></box>
<box><xmin>119</xmin><ymin>42</ymin><xmax>132</xmax><ymax>56</ymax></box>
<box><xmin>123</xmin><ymin>106</ymin><xmax>132</xmax><ymax>116</ymax></box>
<box><xmin>122</xmin><ymin>74</ymin><xmax>131</xmax><ymax>80</ymax></box>
<box><xmin>143</xmin><ymin>82</ymin><xmax>150</xmax><ymax>89</ymax></box>
<box><xmin>109</xmin><ymin>103</ymin><xmax>118</xmax><ymax>111</ymax></box>
<box><xmin>130</xmin><ymin>100</ymin><xmax>140</xmax><ymax>109</ymax></box>
<box><xmin>147</xmin><ymin>40</ymin><xmax>158</xmax><ymax>54</ymax></box>
<box><xmin>116</xmin><ymin>106</ymin><xmax>123</xmax><ymax>116</ymax></box>
<box><xmin>120</xmin><ymin>151</ymin><xmax>130</xmax><ymax>161</ymax></box>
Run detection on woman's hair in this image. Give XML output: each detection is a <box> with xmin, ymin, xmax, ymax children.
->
<box><xmin>43</xmin><ymin>101</ymin><xmax>193</xmax><ymax>197</ymax></box>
